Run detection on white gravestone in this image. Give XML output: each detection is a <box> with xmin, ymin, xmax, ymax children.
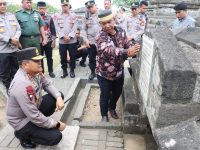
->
<box><xmin>138</xmin><ymin>35</ymin><xmax>155</xmax><ymax>106</ymax></box>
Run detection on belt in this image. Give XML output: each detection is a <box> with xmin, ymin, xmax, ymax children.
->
<box><xmin>21</xmin><ymin>34</ymin><xmax>40</xmax><ymax>39</ymax></box>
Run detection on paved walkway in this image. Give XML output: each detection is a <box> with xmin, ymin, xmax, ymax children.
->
<box><xmin>0</xmin><ymin>55</ymin><xmax>154</xmax><ymax>150</ymax></box>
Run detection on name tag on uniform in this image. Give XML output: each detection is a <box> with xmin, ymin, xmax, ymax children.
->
<box><xmin>0</xmin><ymin>27</ymin><xmax>4</xmax><ymax>32</ymax></box>
<box><xmin>0</xmin><ymin>22</ymin><xmax>5</xmax><ymax>33</ymax></box>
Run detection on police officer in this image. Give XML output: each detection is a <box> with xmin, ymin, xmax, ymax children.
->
<box><xmin>7</xmin><ymin>47</ymin><xmax>66</xmax><ymax>148</ymax></box>
<box><xmin>16</xmin><ymin>0</ymin><xmax>47</xmax><ymax>53</ymax></box>
<box><xmin>0</xmin><ymin>0</ymin><xmax>21</xmax><ymax>90</ymax></box>
<box><xmin>114</xmin><ymin>6</ymin><xmax>128</xmax><ymax>32</ymax></box>
<box><xmin>37</xmin><ymin>1</ymin><xmax>56</xmax><ymax>78</ymax></box>
<box><xmin>138</xmin><ymin>1</ymin><xmax>148</xmax><ymax>30</ymax></box>
<box><xmin>126</xmin><ymin>4</ymin><xmax>145</xmax><ymax>44</ymax></box>
<box><xmin>54</xmin><ymin>0</ymin><xmax>77</xmax><ymax>78</ymax></box>
<box><xmin>82</xmin><ymin>0</ymin><xmax>101</xmax><ymax>80</ymax></box>
<box><xmin>104</xmin><ymin>0</ymin><xmax>111</xmax><ymax>10</ymax></box>
<box><xmin>170</xmin><ymin>2</ymin><xmax>195</xmax><ymax>35</ymax></box>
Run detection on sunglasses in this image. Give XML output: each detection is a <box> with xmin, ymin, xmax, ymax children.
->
<box><xmin>0</xmin><ymin>2</ymin><xmax>6</xmax><ymax>6</ymax></box>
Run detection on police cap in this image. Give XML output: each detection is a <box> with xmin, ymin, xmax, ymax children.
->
<box><xmin>17</xmin><ymin>47</ymin><xmax>45</xmax><ymax>62</ymax></box>
<box><xmin>61</xmin><ymin>0</ymin><xmax>69</xmax><ymax>5</ymax></box>
<box><xmin>131</xmin><ymin>3</ymin><xmax>138</xmax><ymax>9</ymax></box>
<box><xmin>98</xmin><ymin>9</ymin><xmax>113</xmax><ymax>22</ymax></box>
<box><xmin>174</xmin><ymin>2</ymin><xmax>187</xmax><ymax>11</ymax></box>
<box><xmin>85</xmin><ymin>0</ymin><xmax>95</xmax><ymax>8</ymax></box>
<box><xmin>37</xmin><ymin>1</ymin><xmax>46</xmax><ymax>7</ymax></box>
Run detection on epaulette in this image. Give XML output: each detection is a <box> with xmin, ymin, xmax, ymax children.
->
<box><xmin>16</xmin><ymin>9</ymin><xmax>23</xmax><ymax>13</ymax></box>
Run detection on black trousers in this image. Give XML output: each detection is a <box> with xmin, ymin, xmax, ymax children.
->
<box><xmin>59</xmin><ymin>43</ymin><xmax>77</xmax><ymax>71</ymax></box>
<box><xmin>88</xmin><ymin>44</ymin><xmax>97</xmax><ymax>72</ymax></box>
<box><xmin>76</xmin><ymin>48</ymin><xmax>88</xmax><ymax>63</ymax></box>
<box><xmin>14</xmin><ymin>93</ymin><xmax>64</xmax><ymax>146</ymax></box>
<box><xmin>97</xmin><ymin>75</ymin><xmax>124</xmax><ymax>117</ymax></box>
<box><xmin>40</xmin><ymin>41</ymin><xmax>53</xmax><ymax>73</ymax></box>
<box><xmin>0</xmin><ymin>52</ymin><xmax>18</xmax><ymax>90</ymax></box>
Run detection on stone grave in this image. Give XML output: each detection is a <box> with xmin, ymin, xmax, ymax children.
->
<box><xmin>128</xmin><ymin>26</ymin><xmax>200</xmax><ymax>149</ymax></box>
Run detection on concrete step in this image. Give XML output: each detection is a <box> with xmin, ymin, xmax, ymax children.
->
<box><xmin>0</xmin><ymin>125</ymin><xmax>80</xmax><ymax>150</ymax></box>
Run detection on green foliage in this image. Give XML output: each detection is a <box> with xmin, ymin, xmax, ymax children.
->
<box><xmin>7</xmin><ymin>3</ymin><xmax>59</xmax><ymax>14</ymax></box>
<box><xmin>113</xmin><ymin>0</ymin><xmax>140</xmax><ymax>7</ymax></box>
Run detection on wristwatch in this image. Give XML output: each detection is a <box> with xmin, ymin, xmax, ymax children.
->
<box><xmin>56</xmin><ymin>122</ymin><xmax>60</xmax><ymax>129</ymax></box>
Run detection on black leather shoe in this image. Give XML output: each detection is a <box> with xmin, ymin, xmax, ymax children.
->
<box><xmin>20</xmin><ymin>140</ymin><xmax>37</xmax><ymax>149</ymax></box>
<box><xmin>101</xmin><ymin>116</ymin><xmax>109</xmax><ymax>122</ymax></box>
<box><xmin>49</xmin><ymin>72</ymin><xmax>55</xmax><ymax>78</ymax></box>
<box><xmin>61</xmin><ymin>70</ymin><xmax>68</xmax><ymax>78</ymax></box>
<box><xmin>110</xmin><ymin>110</ymin><xmax>119</xmax><ymax>119</ymax></box>
<box><xmin>80</xmin><ymin>61</ymin><xmax>86</xmax><ymax>67</ymax></box>
<box><xmin>70</xmin><ymin>71</ymin><xmax>75</xmax><ymax>78</ymax></box>
<box><xmin>89</xmin><ymin>72</ymin><xmax>96</xmax><ymax>80</ymax></box>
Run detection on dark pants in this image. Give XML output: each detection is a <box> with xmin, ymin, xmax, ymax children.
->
<box><xmin>59</xmin><ymin>43</ymin><xmax>77</xmax><ymax>71</ymax></box>
<box><xmin>14</xmin><ymin>93</ymin><xmax>64</xmax><ymax>146</ymax></box>
<box><xmin>0</xmin><ymin>52</ymin><xmax>18</xmax><ymax>90</ymax></box>
<box><xmin>76</xmin><ymin>48</ymin><xmax>88</xmax><ymax>63</ymax></box>
<box><xmin>97</xmin><ymin>75</ymin><xmax>124</xmax><ymax>117</ymax></box>
<box><xmin>40</xmin><ymin>41</ymin><xmax>53</xmax><ymax>73</ymax></box>
<box><xmin>20</xmin><ymin>36</ymin><xmax>41</xmax><ymax>54</ymax></box>
<box><xmin>88</xmin><ymin>44</ymin><xmax>97</xmax><ymax>72</ymax></box>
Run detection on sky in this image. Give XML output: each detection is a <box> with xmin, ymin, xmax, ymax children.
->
<box><xmin>7</xmin><ymin>0</ymin><xmax>105</xmax><ymax>9</ymax></box>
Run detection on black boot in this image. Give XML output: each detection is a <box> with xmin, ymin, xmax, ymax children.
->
<box><xmin>20</xmin><ymin>140</ymin><xmax>37</xmax><ymax>149</ymax></box>
<box><xmin>70</xmin><ymin>69</ymin><xmax>75</xmax><ymax>78</ymax></box>
<box><xmin>61</xmin><ymin>69</ymin><xmax>68</xmax><ymax>78</ymax></box>
<box><xmin>14</xmin><ymin>131</ymin><xmax>37</xmax><ymax>149</ymax></box>
<box><xmin>89</xmin><ymin>71</ymin><xmax>96</xmax><ymax>80</ymax></box>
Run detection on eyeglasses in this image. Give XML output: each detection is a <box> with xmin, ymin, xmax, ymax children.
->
<box><xmin>0</xmin><ymin>2</ymin><xmax>7</xmax><ymax>6</ymax></box>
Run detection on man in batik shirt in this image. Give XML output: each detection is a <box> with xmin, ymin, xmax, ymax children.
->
<box><xmin>96</xmin><ymin>9</ymin><xmax>140</xmax><ymax>122</ymax></box>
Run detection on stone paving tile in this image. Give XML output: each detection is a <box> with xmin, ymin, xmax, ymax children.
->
<box><xmin>81</xmin><ymin>139</ymin><xmax>99</xmax><ymax>146</ymax></box>
<box><xmin>107</xmin><ymin>137</ymin><xmax>123</xmax><ymax>143</ymax></box>
<box><xmin>106</xmin><ymin>141</ymin><xmax>123</xmax><ymax>148</ymax></box>
<box><xmin>98</xmin><ymin>141</ymin><xmax>106</xmax><ymax>150</ymax></box>
<box><xmin>76</xmin><ymin>145</ymin><xmax>98</xmax><ymax>150</ymax></box>
<box><xmin>106</xmin><ymin>147</ymin><xmax>124</xmax><ymax>150</ymax></box>
<box><xmin>99</xmin><ymin>130</ymin><xmax>107</xmax><ymax>141</ymax></box>
<box><xmin>107</xmin><ymin>130</ymin><xmax>123</xmax><ymax>138</ymax></box>
<box><xmin>80</xmin><ymin>129</ymin><xmax>100</xmax><ymax>136</ymax></box>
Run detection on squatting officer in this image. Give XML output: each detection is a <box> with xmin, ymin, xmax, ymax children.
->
<box><xmin>0</xmin><ymin>0</ymin><xmax>21</xmax><ymax>90</ymax></box>
<box><xmin>7</xmin><ymin>47</ymin><xmax>66</xmax><ymax>149</ymax></box>
<box><xmin>16</xmin><ymin>0</ymin><xmax>47</xmax><ymax>52</ymax></box>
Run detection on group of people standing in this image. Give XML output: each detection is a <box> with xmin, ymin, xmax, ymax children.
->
<box><xmin>0</xmin><ymin>0</ymin><xmax>197</xmax><ymax>149</ymax></box>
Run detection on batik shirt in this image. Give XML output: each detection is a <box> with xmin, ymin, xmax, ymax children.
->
<box><xmin>96</xmin><ymin>27</ymin><xmax>133</xmax><ymax>80</ymax></box>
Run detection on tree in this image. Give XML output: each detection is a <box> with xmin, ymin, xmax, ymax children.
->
<box><xmin>7</xmin><ymin>3</ymin><xmax>59</xmax><ymax>14</ymax></box>
<box><xmin>113</xmin><ymin>0</ymin><xmax>140</xmax><ymax>7</ymax></box>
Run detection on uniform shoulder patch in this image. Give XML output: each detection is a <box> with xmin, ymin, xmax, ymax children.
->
<box><xmin>16</xmin><ymin>9</ymin><xmax>22</xmax><ymax>13</ymax></box>
<box><xmin>26</xmin><ymin>86</ymin><xmax>35</xmax><ymax>101</ymax></box>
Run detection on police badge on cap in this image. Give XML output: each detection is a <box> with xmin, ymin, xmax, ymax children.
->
<box><xmin>17</xmin><ymin>47</ymin><xmax>45</xmax><ymax>62</ymax></box>
<box><xmin>61</xmin><ymin>0</ymin><xmax>69</xmax><ymax>5</ymax></box>
<box><xmin>85</xmin><ymin>0</ymin><xmax>95</xmax><ymax>8</ymax></box>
